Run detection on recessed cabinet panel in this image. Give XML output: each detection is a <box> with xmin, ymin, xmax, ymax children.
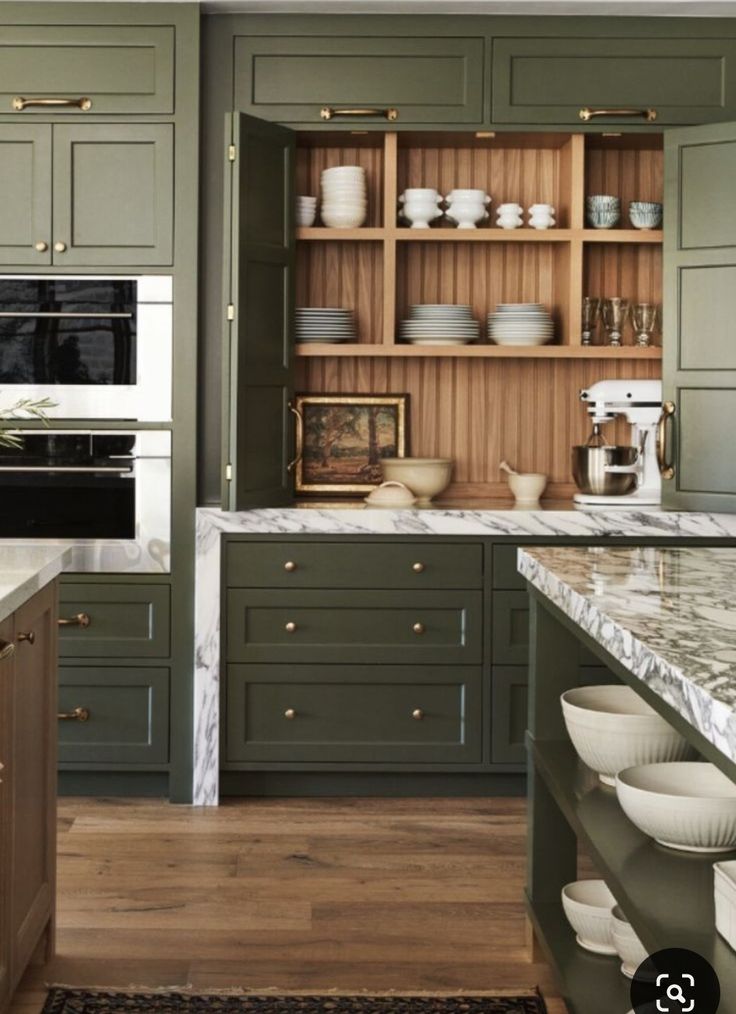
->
<box><xmin>493</xmin><ymin>37</ymin><xmax>736</xmax><ymax>125</ymax></box>
<box><xmin>58</xmin><ymin>584</ymin><xmax>171</xmax><ymax>659</ymax></box>
<box><xmin>492</xmin><ymin>591</ymin><xmax>530</xmax><ymax>666</ymax></box>
<box><xmin>0</xmin><ymin>26</ymin><xmax>174</xmax><ymax>114</ymax></box>
<box><xmin>678</xmin><ymin>388</ymin><xmax>736</xmax><ymax>494</ymax></box>
<box><xmin>491</xmin><ymin>666</ymin><xmax>528</xmax><ymax>766</ymax></box>
<box><xmin>244</xmin><ymin>261</ymin><xmax>290</xmax><ymax>371</ymax></box>
<box><xmin>680</xmin><ymin>266</ymin><xmax>736</xmax><ymax>370</ymax></box>
<box><xmin>234</xmin><ymin>36</ymin><xmax>484</xmax><ymax>125</ymax></box>
<box><xmin>0</xmin><ymin>124</ymin><xmax>51</xmax><ymax>266</ymax></box>
<box><xmin>680</xmin><ymin>140</ymin><xmax>736</xmax><ymax>250</ymax></box>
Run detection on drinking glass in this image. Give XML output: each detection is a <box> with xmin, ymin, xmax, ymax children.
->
<box><xmin>581</xmin><ymin>297</ymin><xmax>601</xmax><ymax>346</ymax></box>
<box><xmin>602</xmin><ymin>297</ymin><xmax>629</xmax><ymax>347</ymax></box>
<box><xmin>630</xmin><ymin>302</ymin><xmax>659</xmax><ymax>347</ymax></box>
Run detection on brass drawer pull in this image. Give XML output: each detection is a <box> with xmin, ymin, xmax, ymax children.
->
<box><xmin>284</xmin><ymin>561</ymin><xmax>298</xmax><ymax>572</ymax></box>
<box><xmin>12</xmin><ymin>96</ymin><xmax>92</xmax><ymax>111</ymax></box>
<box><xmin>320</xmin><ymin>106</ymin><xmax>398</xmax><ymax>122</ymax></box>
<box><xmin>58</xmin><ymin>707</ymin><xmax>90</xmax><ymax>722</ymax></box>
<box><xmin>412</xmin><ymin>562</ymin><xmax>425</xmax><ymax>574</ymax></box>
<box><xmin>284</xmin><ymin>708</ymin><xmax>296</xmax><ymax>720</ymax></box>
<box><xmin>58</xmin><ymin>612</ymin><xmax>91</xmax><ymax>628</ymax></box>
<box><xmin>412</xmin><ymin>708</ymin><xmax>424</xmax><ymax>721</ymax></box>
<box><xmin>412</xmin><ymin>622</ymin><xmax>425</xmax><ymax>635</ymax></box>
<box><xmin>16</xmin><ymin>631</ymin><xmax>35</xmax><ymax>645</ymax></box>
<box><xmin>0</xmin><ymin>640</ymin><xmax>15</xmax><ymax>661</ymax></box>
<box><xmin>656</xmin><ymin>400</ymin><xmax>677</xmax><ymax>480</ymax></box>
<box><xmin>579</xmin><ymin>106</ymin><xmax>657</xmax><ymax>123</ymax></box>
<box><xmin>285</xmin><ymin>621</ymin><xmax>297</xmax><ymax>633</ymax></box>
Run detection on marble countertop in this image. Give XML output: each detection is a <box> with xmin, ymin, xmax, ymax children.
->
<box><xmin>518</xmin><ymin>544</ymin><xmax>736</xmax><ymax>764</ymax></box>
<box><xmin>0</xmin><ymin>544</ymin><xmax>72</xmax><ymax>624</ymax></box>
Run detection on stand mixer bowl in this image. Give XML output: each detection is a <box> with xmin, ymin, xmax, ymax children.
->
<box><xmin>572</xmin><ymin>445</ymin><xmax>639</xmax><ymax>496</ymax></box>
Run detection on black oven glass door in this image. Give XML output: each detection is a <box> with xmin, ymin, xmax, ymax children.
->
<box><xmin>0</xmin><ymin>433</ymin><xmax>136</xmax><ymax>538</ymax></box>
<box><xmin>0</xmin><ymin>279</ymin><xmax>136</xmax><ymax>385</ymax></box>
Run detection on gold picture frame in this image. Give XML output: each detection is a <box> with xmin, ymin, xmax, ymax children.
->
<box><xmin>293</xmin><ymin>394</ymin><xmax>409</xmax><ymax>495</ymax></box>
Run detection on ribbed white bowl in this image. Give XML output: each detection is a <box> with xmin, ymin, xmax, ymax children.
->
<box><xmin>561</xmin><ymin>879</ymin><xmax>617</xmax><ymax>955</ymax></box>
<box><xmin>611</xmin><ymin>906</ymin><xmax>648</xmax><ymax>978</ymax></box>
<box><xmin>616</xmin><ymin>762</ymin><xmax>736</xmax><ymax>852</ymax></box>
<box><xmin>561</xmin><ymin>685</ymin><xmax>694</xmax><ymax>786</ymax></box>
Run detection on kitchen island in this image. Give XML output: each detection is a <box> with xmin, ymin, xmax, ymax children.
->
<box><xmin>518</xmin><ymin>544</ymin><xmax>736</xmax><ymax>1013</ymax></box>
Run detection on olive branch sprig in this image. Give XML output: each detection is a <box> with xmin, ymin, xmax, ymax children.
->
<box><xmin>0</xmin><ymin>396</ymin><xmax>58</xmax><ymax>449</ymax></box>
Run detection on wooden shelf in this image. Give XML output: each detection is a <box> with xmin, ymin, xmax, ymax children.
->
<box><xmin>297</xmin><ymin>227</ymin><xmax>385</xmax><ymax>241</ymax></box>
<box><xmin>297</xmin><ymin>227</ymin><xmax>662</xmax><ymax>244</ymax></box>
<box><xmin>295</xmin><ymin>343</ymin><xmax>663</xmax><ymax>359</ymax></box>
<box><xmin>582</xmin><ymin>229</ymin><xmax>662</xmax><ymax>244</ymax></box>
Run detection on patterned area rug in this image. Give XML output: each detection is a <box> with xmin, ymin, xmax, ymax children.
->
<box><xmin>43</xmin><ymin>992</ymin><xmax>548</xmax><ymax>1014</ymax></box>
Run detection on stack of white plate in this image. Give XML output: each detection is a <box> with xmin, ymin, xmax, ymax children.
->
<box><xmin>320</xmin><ymin>166</ymin><xmax>367</xmax><ymax>229</ymax></box>
<box><xmin>486</xmin><ymin>304</ymin><xmax>554</xmax><ymax>346</ymax></box>
<box><xmin>399</xmin><ymin>305</ymin><xmax>480</xmax><ymax>346</ymax></box>
<box><xmin>296</xmin><ymin>307</ymin><xmax>357</xmax><ymax>344</ymax></box>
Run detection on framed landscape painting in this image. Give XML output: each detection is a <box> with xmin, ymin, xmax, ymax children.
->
<box><xmin>293</xmin><ymin>394</ymin><xmax>409</xmax><ymax>495</ymax></box>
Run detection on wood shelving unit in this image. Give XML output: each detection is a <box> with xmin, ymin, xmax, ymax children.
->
<box><xmin>297</xmin><ymin>343</ymin><xmax>662</xmax><ymax>359</ymax></box>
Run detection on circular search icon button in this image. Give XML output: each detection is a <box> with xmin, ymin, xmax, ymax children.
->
<box><xmin>630</xmin><ymin>947</ymin><xmax>720</xmax><ymax>1013</ymax></box>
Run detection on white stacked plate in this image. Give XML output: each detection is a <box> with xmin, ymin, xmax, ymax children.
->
<box><xmin>296</xmin><ymin>307</ymin><xmax>357</xmax><ymax>344</ymax></box>
<box><xmin>399</xmin><ymin>304</ymin><xmax>479</xmax><ymax>346</ymax></box>
<box><xmin>487</xmin><ymin>303</ymin><xmax>554</xmax><ymax>346</ymax></box>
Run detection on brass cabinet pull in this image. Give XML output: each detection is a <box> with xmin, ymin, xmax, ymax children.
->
<box><xmin>579</xmin><ymin>107</ymin><xmax>657</xmax><ymax>123</ymax></box>
<box><xmin>58</xmin><ymin>612</ymin><xmax>91</xmax><ymax>628</ymax></box>
<box><xmin>320</xmin><ymin>106</ymin><xmax>398</xmax><ymax>122</ymax></box>
<box><xmin>54</xmin><ymin>241</ymin><xmax>67</xmax><ymax>253</ymax></box>
<box><xmin>58</xmin><ymin>707</ymin><xmax>90</xmax><ymax>722</ymax></box>
<box><xmin>656</xmin><ymin>400</ymin><xmax>677</xmax><ymax>480</ymax></box>
<box><xmin>0</xmin><ymin>640</ymin><xmax>15</xmax><ymax>661</ymax></box>
<box><xmin>13</xmin><ymin>96</ymin><xmax>92</xmax><ymax>111</ymax></box>
<box><xmin>287</xmin><ymin>402</ymin><xmax>303</xmax><ymax>473</ymax></box>
<box><xmin>16</xmin><ymin>631</ymin><xmax>35</xmax><ymax>645</ymax></box>
<box><xmin>34</xmin><ymin>241</ymin><xmax>48</xmax><ymax>253</ymax></box>
<box><xmin>284</xmin><ymin>561</ymin><xmax>297</xmax><ymax>572</ymax></box>
<box><xmin>285</xmin><ymin>621</ymin><xmax>297</xmax><ymax>633</ymax></box>
<box><xmin>412</xmin><ymin>708</ymin><xmax>424</xmax><ymax>721</ymax></box>
<box><xmin>412</xmin><ymin>562</ymin><xmax>425</xmax><ymax>574</ymax></box>
<box><xmin>284</xmin><ymin>708</ymin><xmax>296</xmax><ymax>720</ymax></box>
<box><xmin>412</xmin><ymin>622</ymin><xmax>425</xmax><ymax>635</ymax></box>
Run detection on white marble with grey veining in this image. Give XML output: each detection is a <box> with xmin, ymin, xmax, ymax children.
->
<box><xmin>518</xmin><ymin>544</ymin><xmax>736</xmax><ymax>764</ymax></box>
<box><xmin>0</xmin><ymin>543</ymin><xmax>72</xmax><ymax>624</ymax></box>
<box><xmin>194</xmin><ymin>504</ymin><xmax>736</xmax><ymax>804</ymax></box>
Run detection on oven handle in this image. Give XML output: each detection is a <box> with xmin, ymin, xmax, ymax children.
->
<box><xmin>0</xmin><ymin>465</ymin><xmax>135</xmax><ymax>474</ymax></box>
<box><xmin>0</xmin><ymin>311</ymin><xmax>134</xmax><ymax>319</ymax></box>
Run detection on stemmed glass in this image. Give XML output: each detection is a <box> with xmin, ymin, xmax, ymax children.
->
<box><xmin>602</xmin><ymin>298</ymin><xmax>629</xmax><ymax>347</ymax></box>
<box><xmin>581</xmin><ymin>297</ymin><xmax>601</xmax><ymax>346</ymax></box>
<box><xmin>630</xmin><ymin>303</ymin><xmax>659</xmax><ymax>347</ymax></box>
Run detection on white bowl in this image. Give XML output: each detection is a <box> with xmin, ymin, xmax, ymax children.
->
<box><xmin>508</xmin><ymin>472</ymin><xmax>547</xmax><ymax>505</ymax></box>
<box><xmin>616</xmin><ymin>762</ymin><xmax>736</xmax><ymax>853</ymax></box>
<box><xmin>381</xmin><ymin>458</ymin><xmax>453</xmax><ymax>504</ymax></box>
<box><xmin>561</xmin><ymin>880</ymin><xmax>617</xmax><ymax>955</ymax></box>
<box><xmin>363</xmin><ymin>481</ymin><xmax>417</xmax><ymax>508</ymax></box>
<box><xmin>321</xmin><ymin>210</ymin><xmax>367</xmax><ymax>229</ymax></box>
<box><xmin>561</xmin><ymin>685</ymin><xmax>694</xmax><ymax>786</ymax></box>
<box><xmin>611</xmin><ymin>906</ymin><xmax>648</xmax><ymax>978</ymax></box>
<box><xmin>297</xmin><ymin>211</ymin><xmax>317</xmax><ymax>227</ymax></box>
<box><xmin>714</xmin><ymin>859</ymin><xmax>736</xmax><ymax>951</ymax></box>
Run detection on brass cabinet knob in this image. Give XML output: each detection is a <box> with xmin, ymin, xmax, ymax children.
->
<box><xmin>0</xmin><ymin>640</ymin><xmax>15</xmax><ymax>661</ymax></box>
<box><xmin>412</xmin><ymin>708</ymin><xmax>424</xmax><ymax>721</ymax></box>
<box><xmin>412</xmin><ymin>562</ymin><xmax>425</xmax><ymax>573</ymax></box>
<box><xmin>285</xmin><ymin>621</ymin><xmax>297</xmax><ymax>633</ymax></box>
<box><xmin>412</xmin><ymin>622</ymin><xmax>425</xmax><ymax>635</ymax></box>
<box><xmin>34</xmin><ymin>241</ymin><xmax>48</xmax><ymax>253</ymax></box>
<box><xmin>54</xmin><ymin>241</ymin><xmax>67</xmax><ymax>253</ymax></box>
<box><xmin>16</xmin><ymin>631</ymin><xmax>35</xmax><ymax>645</ymax></box>
<box><xmin>284</xmin><ymin>561</ymin><xmax>297</xmax><ymax>572</ymax></box>
<box><xmin>284</xmin><ymin>708</ymin><xmax>296</xmax><ymax>720</ymax></box>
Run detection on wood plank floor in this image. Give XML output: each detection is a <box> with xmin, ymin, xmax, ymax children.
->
<box><xmin>10</xmin><ymin>797</ymin><xmax>564</xmax><ymax>1013</ymax></box>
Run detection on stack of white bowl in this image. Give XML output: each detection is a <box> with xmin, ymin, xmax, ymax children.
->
<box><xmin>444</xmin><ymin>189</ymin><xmax>491</xmax><ymax>229</ymax></box>
<box><xmin>320</xmin><ymin>166</ymin><xmax>367</xmax><ymax>228</ymax></box>
<box><xmin>296</xmin><ymin>196</ymin><xmax>317</xmax><ymax>227</ymax></box>
<box><xmin>295</xmin><ymin>307</ymin><xmax>356</xmax><ymax>345</ymax></box>
<box><xmin>399</xmin><ymin>304</ymin><xmax>480</xmax><ymax>346</ymax></box>
<box><xmin>486</xmin><ymin>303</ymin><xmax>554</xmax><ymax>346</ymax></box>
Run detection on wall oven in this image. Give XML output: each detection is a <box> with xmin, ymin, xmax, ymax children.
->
<box><xmin>0</xmin><ymin>275</ymin><xmax>172</xmax><ymax>421</ymax></box>
<box><xmin>0</xmin><ymin>430</ymin><xmax>171</xmax><ymax>573</ymax></box>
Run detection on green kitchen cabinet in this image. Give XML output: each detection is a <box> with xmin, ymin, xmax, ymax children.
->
<box><xmin>233</xmin><ymin>35</ymin><xmax>485</xmax><ymax>126</ymax></box>
<box><xmin>0</xmin><ymin>124</ymin><xmax>51</xmax><ymax>266</ymax></box>
<box><xmin>492</xmin><ymin>36</ymin><xmax>736</xmax><ymax>126</ymax></box>
<box><xmin>0</xmin><ymin>616</ymin><xmax>12</xmax><ymax>1013</ymax></box>
<box><xmin>491</xmin><ymin>666</ymin><xmax>528</xmax><ymax>766</ymax></box>
<box><xmin>58</xmin><ymin>584</ymin><xmax>171</xmax><ymax>660</ymax></box>
<box><xmin>226</xmin><ymin>664</ymin><xmax>482</xmax><ymax>765</ymax></box>
<box><xmin>663</xmin><ymin>119</ymin><xmax>736</xmax><ymax>511</ymax></box>
<box><xmin>492</xmin><ymin>590</ymin><xmax>531</xmax><ymax>666</ymax></box>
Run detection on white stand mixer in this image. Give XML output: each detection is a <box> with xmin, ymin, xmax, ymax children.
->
<box><xmin>573</xmin><ymin>379</ymin><xmax>663</xmax><ymax>507</ymax></box>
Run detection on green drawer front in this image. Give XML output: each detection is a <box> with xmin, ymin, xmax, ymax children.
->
<box><xmin>58</xmin><ymin>666</ymin><xmax>169</xmax><ymax>765</ymax></box>
<box><xmin>491</xmin><ymin>666</ymin><xmax>528</xmax><ymax>766</ymax></box>
<box><xmin>226</xmin><ymin>541</ymin><xmax>483</xmax><ymax>590</ymax></box>
<box><xmin>226</xmin><ymin>664</ymin><xmax>482</xmax><ymax>764</ymax></box>
<box><xmin>59</xmin><ymin>584</ymin><xmax>170</xmax><ymax>659</ymax></box>
<box><xmin>492</xmin><ymin>545</ymin><xmax>525</xmax><ymax>590</ymax></box>
<box><xmin>492</xmin><ymin>590</ymin><xmax>530</xmax><ymax>665</ymax></box>
<box><xmin>492</xmin><ymin>37</ymin><xmax>736</xmax><ymax>125</ymax></box>
<box><xmin>0</xmin><ymin>26</ymin><xmax>174</xmax><ymax>114</ymax></box>
<box><xmin>226</xmin><ymin>589</ymin><xmax>482</xmax><ymax>665</ymax></box>
<box><xmin>234</xmin><ymin>36</ymin><xmax>484</xmax><ymax>125</ymax></box>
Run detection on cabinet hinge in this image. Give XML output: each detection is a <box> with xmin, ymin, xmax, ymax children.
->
<box><xmin>225</xmin><ymin>463</ymin><xmax>233</xmax><ymax>482</ymax></box>
<box><xmin>228</xmin><ymin>144</ymin><xmax>236</xmax><ymax>162</ymax></box>
<box><xmin>226</xmin><ymin>304</ymin><xmax>235</xmax><ymax>321</ymax></box>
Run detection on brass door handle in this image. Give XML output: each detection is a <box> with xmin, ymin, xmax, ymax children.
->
<box><xmin>412</xmin><ymin>562</ymin><xmax>425</xmax><ymax>573</ymax></box>
<box><xmin>34</xmin><ymin>241</ymin><xmax>48</xmax><ymax>253</ymax></box>
<box><xmin>284</xmin><ymin>708</ymin><xmax>296</xmax><ymax>720</ymax></box>
<box><xmin>656</xmin><ymin>400</ymin><xmax>676</xmax><ymax>480</ymax></box>
<box><xmin>285</xmin><ymin>621</ymin><xmax>297</xmax><ymax>633</ymax></box>
<box><xmin>412</xmin><ymin>622</ymin><xmax>425</xmax><ymax>635</ymax></box>
<box><xmin>54</xmin><ymin>241</ymin><xmax>67</xmax><ymax>253</ymax></box>
<box><xmin>579</xmin><ymin>107</ymin><xmax>657</xmax><ymax>122</ymax></box>
<box><xmin>12</xmin><ymin>96</ymin><xmax>92</xmax><ymax>111</ymax></box>
<box><xmin>412</xmin><ymin>708</ymin><xmax>424</xmax><ymax>721</ymax></box>
<box><xmin>287</xmin><ymin>402</ymin><xmax>303</xmax><ymax>473</ymax></box>
<box><xmin>320</xmin><ymin>106</ymin><xmax>398</xmax><ymax>121</ymax></box>
<box><xmin>58</xmin><ymin>612</ymin><xmax>91</xmax><ymax>628</ymax></box>
<box><xmin>0</xmin><ymin>640</ymin><xmax>15</xmax><ymax>661</ymax></box>
<box><xmin>16</xmin><ymin>631</ymin><xmax>35</xmax><ymax>645</ymax></box>
<box><xmin>58</xmin><ymin>707</ymin><xmax>90</xmax><ymax>722</ymax></box>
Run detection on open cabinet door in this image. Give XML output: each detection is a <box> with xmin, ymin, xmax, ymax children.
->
<box><xmin>222</xmin><ymin>113</ymin><xmax>295</xmax><ymax>509</ymax></box>
<box><xmin>663</xmin><ymin>121</ymin><xmax>736</xmax><ymax>511</ymax></box>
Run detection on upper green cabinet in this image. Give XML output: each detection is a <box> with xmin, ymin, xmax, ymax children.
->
<box><xmin>0</xmin><ymin>124</ymin><xmax>51</xmax><ymax>267</ymax></box>
<box><xmin>233</xmin><ymin>36</ymin><xmax>485</xmax><ymax>126</ymax></box>
<box><xmin>492</xmin><ymin>37</ymin><xmax>736</xmax><ymax>126</ymax></box>
<box><xmin>0</xmin><ymin>25</ymin><xmax>174</xmax><ymax>115</ymax></box>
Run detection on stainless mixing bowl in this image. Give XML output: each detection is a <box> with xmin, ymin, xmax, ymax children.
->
<box><xmin>571</xmin><ymin>445</ymin><xmax>639</xmax><ymax>496</ymax></box>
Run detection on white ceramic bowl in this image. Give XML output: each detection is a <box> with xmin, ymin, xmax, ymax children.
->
<box><xmin>297</xmin><ymin>210</ymin><xmax>317</xmax><ymax>227</ymax></box>
<box><xmin>561</xmin><ymin>879</ymin><xmax>617</xmax><ymax>955</ymax></box>
<box><xmin>381</xmin><ymin>457</ymin><xmax>453</xmax><ymax>504</ymax></box>
<box><xmin>611</xmin><ymin>906</ymin><xmax>648</xmax><ymax>978</ymax></box>
<box><xmin>561</xmin><ymin>685</ymin><xmax>694</xmax><ymax>786</ymax></box>
<box><xmin>616</xmin><ymin>762</ymin><xmax>736</xmax><ymax>853</ymax></box>
<box><xmin>507</xmin><ymin>472</ymin><xmax>547</xmax><ymax>504</ymax></box>
<box><xmin>321</xmin><ymin>209</ymin><xmax>367</xmax><ymax>229</ymax></box>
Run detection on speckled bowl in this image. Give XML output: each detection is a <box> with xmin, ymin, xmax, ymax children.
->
<box><xmin>629</xmin><ymin>201</ymin><xmax>663</xmax><ymax>229</ymax></box>
<box><xmin>587</xmin><ymin>208</ymin><xmax>621</xmax><ymax>229</ymax></box>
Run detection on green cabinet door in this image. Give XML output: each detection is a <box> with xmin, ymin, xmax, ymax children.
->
<box><xmin>58</xmin><ymin>583</ymin><xmax>171</xmax><ymax>659</ymax></box>
<box><xmin>0</xmin><ymin>616</ymin><xmax>12</xmax><ymax>1011</ymax></box>
<box><xmin>224</xmin><ymin>113</ymin><xmax>296</xmax><ymax>508</ymax></box>
<box><xmin>233</xmin><ymin>36</ymin><xmax>484</xmax><ymax>126</ymax></box>
<box><xmin>52</xmin><ymin>123</ymin><xmax>173</xmax><ymax>266</ymax></box>
<box><xmin>493</xmin><ymin>37</ymin><xmax>736</xmax><ymax>126</ymax></box>
<box><xmin>663</xmin><ymin>120</ymin><xmax>736</xmax><ymax>510</ymax></box>
<box><xmin>491</xmin><ymin>665</ymin><xmax>528</xmax><ymax>766</ymax></box>
<box><xmin>0</xmin><ymin>124</ymin><xmax>51</xmax><ymax>266</ymax></box>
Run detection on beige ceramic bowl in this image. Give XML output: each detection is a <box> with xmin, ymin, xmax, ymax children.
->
<box><xmin>381</xmin><ymin>458</ymin><xmax>453</xmax><ymax>504</ymax></box>
<box><xmin>508</xmin><ymin>472</ymin><xmax>547</xmax><ymax>504</ymax></box>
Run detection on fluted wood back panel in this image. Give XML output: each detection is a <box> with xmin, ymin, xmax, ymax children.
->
<box><xmin>585</xmin><ymin>137</ymin><xmax>663</xmax><ymax>211</ymax></box>
<box><xmin>296</xmin><ymin>241</ymin><xmax>384</xmax><ymax>342</ymax></box>
<box><xmin>296</xmin><ymin>138</ymin><xmax>384</xmax><ymax>227</ymax></box>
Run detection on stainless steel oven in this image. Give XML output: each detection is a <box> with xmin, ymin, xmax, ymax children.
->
<box><xmin>0</xmin><ymin>430</ymin><xmax>171</xmax><ymax>573</ymax></box>
<box><xmin>0</xmin><ymin>275</ymin><xmax>172</xmax><ymax>421</ymax></box>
